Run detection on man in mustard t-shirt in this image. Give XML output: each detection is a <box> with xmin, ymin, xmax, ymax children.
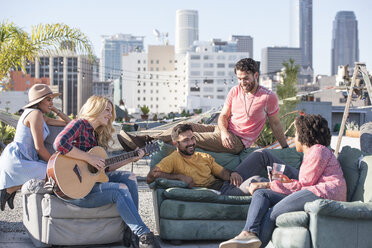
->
<box><xmin>146</xmin><ymin>123</ymin><xmax>252</xmax><ymax>195</ymax></box>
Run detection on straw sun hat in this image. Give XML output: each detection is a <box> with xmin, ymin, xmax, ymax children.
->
<box><xmin>23</xmin><ymin>84</ymin><xmax>61</xmax><ymax>109</ymax></box>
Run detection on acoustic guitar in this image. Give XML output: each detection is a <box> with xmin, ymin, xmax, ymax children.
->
<box><xmin>47</xmin><ymin>142</ymin><xmax>159</xmax><ymax>200</ymax></box>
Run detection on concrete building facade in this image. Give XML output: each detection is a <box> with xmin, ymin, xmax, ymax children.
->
<box><xmin>261</xmin><ymin>47</ymin><xmax>302</xmax><ymax>76</ymax></box>
<box><xmin>100</xmin><ymin>34</ymin><xmax>144</xmax><ymax>81</ymax></box>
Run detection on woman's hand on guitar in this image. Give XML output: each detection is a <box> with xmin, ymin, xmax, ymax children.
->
<box><xmin>87</xmin><ymin>154</ymin><xmax>105</xmax><ymax>170</ymax></box>
<box><xmin>133</xmin><ymin>148</ymin><xmax>145</xmax><ymax>162</ymax></box>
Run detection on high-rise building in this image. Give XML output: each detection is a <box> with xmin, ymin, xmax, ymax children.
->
<box><xmin>230</xmin><ymin>35</ymin><xmax>253</xmax><ymax>57</ymax></box>
<box><xmin>331</xmin><ymin>11</ymin><xmax>359</xmax><ymax>75</ymax></box>
<box><xmin>261</xmin><ymin>47</ymin><xmax>302</xmax><ymax>76</ymax></box>
<box><xmin>290</xmin><ymin>0</ymin><xmax>312</xmax><ymax>69</ymax></box>
<box><xmin>10</xmin><ymin>52</ymin><xmax>93</xmax><ymax>115</ymax></box>
<box><xmin>175</xmin><ymin>10</ymin><xmax>199</xmax><ymax>54</ymax></box>
<box><xmin>100</xmin><ymin>34</ymin><xmax>144</xmax><ymax>81</ymax></box>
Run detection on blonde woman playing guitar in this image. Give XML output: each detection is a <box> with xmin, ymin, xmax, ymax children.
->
<box><xmin>52</xmin><ymin>95</ymin><xmax>160</xmax><ymax>248</ymax></box>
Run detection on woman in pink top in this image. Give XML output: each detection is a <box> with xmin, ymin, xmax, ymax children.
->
<box><xmin>220</xmin><ymin>114</ymin><xmax>347</xmax><ymax>248</ymax></box>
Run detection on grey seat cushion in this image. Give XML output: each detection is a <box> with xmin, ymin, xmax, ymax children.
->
<box><xmin>45</xmin><ymin>125</ymin><xmax>65</xmax><ymax>154</ymax></box>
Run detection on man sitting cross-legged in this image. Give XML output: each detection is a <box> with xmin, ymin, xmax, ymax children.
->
<box><xmin>147</xmin><ymin>123</ymin><xmax>299</xmax><ymax>196</ymax></box>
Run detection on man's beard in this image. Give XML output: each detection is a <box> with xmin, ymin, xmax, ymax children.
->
<box><xmin>178</xmin><ymin>144</ymin><xmax>196</xmax><ymax>156</ymax></box>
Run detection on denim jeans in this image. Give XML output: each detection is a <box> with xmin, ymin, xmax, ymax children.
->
<box><xmin>244</xmin><ymin>189</ymin><xmax>320</xmax><ymax>247</ymax></box>
<box><xmin>65</xmin><ymin>170</ymin><xmax>150</xmax><ymax>237</ymax></box>
<box><xmin>220</xmin><ymin>149</ymin><xmax>300</xmax><ymax>196</ymax></box>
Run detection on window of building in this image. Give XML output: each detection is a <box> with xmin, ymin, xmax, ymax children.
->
<box><xmin>217</xmin><ymin>71</ymin><xmax>225</xmax><ymax>76</ymax></box>
<box><xmin>217</xmin><ymin>88</ymin><xmax>224</xmax><ymax>92</ymax></box>
<box><xmin>156</xmin><ymin>60</ymin><xmax>159</xmax><ymax>64</ymax></box>
<box><xmin>204</xmin><ymin>71</ymin><xmax>214</xmax><ymax>76</ymax></box>
<box><xmin>217</xmin><ymin>95</ymin><xmax>225</xmax><ymax>99</ymax></box>
<box><xmin>151</xmin><ymin>60</ymin><xmax>153</xmax><ymax>64</ymax></box>
<box><xmin>191</xmin><ymin>63</ymin><xmax>200</xmax><ymax>68</ymax></box>
<box><xmin>138</xmin><ymin>67</ymin><xmax>140</xmax><ymax>71</ymax></box>
<box><xmin>228</xmin><ymin>63</ymin><xmax>235</xmax><ymax>68</ymax></box>
<box><xmin>190</xmin><ymin>55</ymin><xmax>200</xmax><ymax>60</ymax></box>
<box><xmin>138</xmin><ymin>60</ymin><xmax>141</xmax><ymax>64</ymax></box>
<box><xmin>203</xmin><ymin>63</ymin><xmax>214</xmax><ymax>68</ymax></box>
<box><xmin>203</xmin><ymin>87</ymin><xmax>213</xmax><ymax>92</ymax></box>
<box><xmin>190</xmin><ymin>71</ymin><xmax>200</xmax><ymax>76</ymax></box>
<box><xmin>190</xmin><ymin>87</ymin><xmax>200</xmax><ymax>92</ymax></box>
<box><xmin>217</xmin><ymin>63</ymin><xmax>225</xmax><ymax>68</ymax></box>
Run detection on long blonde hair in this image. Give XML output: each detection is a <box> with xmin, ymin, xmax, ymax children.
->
<box><xmin>78</xmin><ymin>95</ymin><xmax>116</xmax><ymax>149</ymax></box>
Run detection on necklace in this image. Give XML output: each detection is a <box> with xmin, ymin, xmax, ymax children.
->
<box><xmin>243</xmin><ymin>86</ymin><xmax>259</xmax><ymax>118</ymax></box>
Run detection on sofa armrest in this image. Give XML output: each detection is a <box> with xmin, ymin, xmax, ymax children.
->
<box><xmin>21</xmin><ymin>179</ymin><xmax>53</xmax><ymax>196</ymax></box>
<box><xmin>304</xmin><ymin>199</ymin><xmax>372</xmax><ymax>219</ymax></box>
<box><xmin>276</xmin><ymin>211</ymin><xmax>309</xmax><ymax>228</ymax></box>
<box><xmin>148</xmin><ymin>178</ymin><xmax>189</xmax><ymax>189</ymax></box>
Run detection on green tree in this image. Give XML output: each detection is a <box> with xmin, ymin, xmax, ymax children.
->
<box><xmin>0</xmin><ymin>21</ymin><xmax>94</xmax><ymax>81</ymax></box>
<box><xmin>255</xmin><ymin>58</ymin><xmax>300</xmax><ymax>147</ymax></box>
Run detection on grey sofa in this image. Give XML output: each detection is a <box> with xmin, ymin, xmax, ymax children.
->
<box><xmin>22</xmin><ymin>126</ymin><xmax>125</xmax><ymax>247</ymax></box>
<box><xmin>149</xmin><ymin>143</ymin><xmax>371</xmax><ymax>247</ymax></box>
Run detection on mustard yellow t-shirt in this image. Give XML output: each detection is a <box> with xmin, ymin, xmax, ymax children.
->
<box><xmin>156</xmin><ymin>151</ymin><xmax>224</xmax><ymax>187</ymax></box>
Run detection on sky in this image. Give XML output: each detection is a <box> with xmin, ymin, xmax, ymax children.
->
<box><xmin>2</xmin><ymin>0</ymin><xmax>371</xmax><ymax>76</ymax></box>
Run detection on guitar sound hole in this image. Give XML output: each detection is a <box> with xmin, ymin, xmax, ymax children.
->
<box><xmin>88</xmin><ymin>164</ymin><xmax>98</xmax><ymax>174</ymax></box>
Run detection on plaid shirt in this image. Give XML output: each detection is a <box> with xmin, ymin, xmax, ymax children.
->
<box><xmin>54</xmin><ymin>119</ymin><xmax>97</xmax><ymax>154</ymax></box>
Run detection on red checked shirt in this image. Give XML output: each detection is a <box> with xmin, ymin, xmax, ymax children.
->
<box><xmin>54</xmin><ymin>119</ymin><xmax>97</xmax><ymax>154</ymax></box>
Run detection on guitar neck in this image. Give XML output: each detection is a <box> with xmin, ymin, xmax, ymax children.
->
<box><xmin>105</xmin><ymin>149</ymin><xmax>143</xmax><ymax>167</ymax></box>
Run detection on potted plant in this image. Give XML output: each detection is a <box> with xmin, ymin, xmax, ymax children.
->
<box><xmin>140</xmin><ymin>105</ymin><xmax>150</xmax><ymax>120</ymax></box>
<box><xmin>345</xmin><ymin>121</ymin><xmax>360</xmax><ymax>138</ymax></box>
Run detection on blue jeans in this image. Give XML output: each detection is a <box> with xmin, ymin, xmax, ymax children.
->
<box><xmin>65</xmin><ymin>170</ymin><xmax>150</xmax><ymax>237</ymax></box>
<box><xmin>220</xmin><ymin>149</ymin><xmax>299</xmax><ymax>196</ymax></box>
<box><xmin>244</xmin><ymin>189</ymin><xmax>320</xmax><ymax>247</ymax></box>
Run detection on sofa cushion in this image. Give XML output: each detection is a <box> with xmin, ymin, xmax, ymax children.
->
<box><xmin>160</xmin><ymin>199</ymin><xmax>249</xmax><ymax>220</ymax></box>
<box><xmin>22</xmin><ymin>179</ymin><xmax>53</xmax><ymax>196</ymax></box>
<box><xmin>148</xmin><ymin>178</ymin><xmax>189</xmax><ymax>189</ymax></box>
<box><xmin>45</xmin><ymin>125</ymin><xmax>65</xmax><ymax>155</ymax></box>
<box><xmin>163</xmin><ymin>187</ymin><xmax>252</xmax><ymax>204</ymax></box>
<box><xmin>337</xmin><ymin>146</ymin><xmax>363</xmax><ymax>201</ymax></box>
<box><xmin>276</xmin><ymin>211</ymin><xmax>309</xmax><ymax>228</ymax></box>
<box><xmin>42</xmin><ymin>194</ymin><xmax>120</xmax><ymax>219</ymax></box>
<box><xmin>361</xmin><ymin>155</ymin><xmax>372</xmax><ymax>202</ymax></box>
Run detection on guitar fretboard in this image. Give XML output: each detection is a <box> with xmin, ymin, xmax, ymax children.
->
<box><xmin>105</xmin><ymin>149</ymin><xmax>143</xmax><ymax>167</ymax></box>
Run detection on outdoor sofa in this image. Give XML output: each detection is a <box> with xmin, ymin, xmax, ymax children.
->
<box><xmin>149</xmin><ymin>142</ymin><xmax>372</xmax><ymax>248</ymax></box>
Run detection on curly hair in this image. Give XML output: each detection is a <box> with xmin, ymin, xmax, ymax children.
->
<box><xmin>294</xmin><ymin>114</ymin><xmax>331</xmax><ymax>147</ymax></box>
<box><xmin>78</xmin><ymin>95</ymin><xmax>116</xmax><ymax>149</ymax></box>
<box><xmin>171</xmin><ymin>123</ymin><xmax>193</xmax><ymax>141</ymax></box>
<box><xmin>234</xmin><ymin>58</ymin><xmax>259</xmax><ymax>75</ymax></box>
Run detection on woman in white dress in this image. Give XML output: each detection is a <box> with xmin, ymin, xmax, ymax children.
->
<box><xmin>0</xmin><ymin>84</ymin><xmax>70</xmax><ymax>211</ymax></box>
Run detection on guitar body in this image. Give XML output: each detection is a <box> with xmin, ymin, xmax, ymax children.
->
<box><xmin>47</xmin><ymin>146</ymin><xmax>109</xmax><ymax>200</ymax></box>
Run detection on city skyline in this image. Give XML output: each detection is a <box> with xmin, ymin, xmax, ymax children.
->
<box><xmin>2</xmin><ymin>0</ymin><xmax>371</xmax><ymax>76</ymax></box>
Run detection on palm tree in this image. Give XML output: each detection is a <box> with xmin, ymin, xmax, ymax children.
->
<box><xmin>0</xmin><ymin>21</ymin><xmax>94</xmax><ymax>81</ymax></box>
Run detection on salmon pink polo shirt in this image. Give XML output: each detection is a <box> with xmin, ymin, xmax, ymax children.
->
<box><xmin>224</xmin><ymin>85</ymin><xmax>279</xmax><ymax>148</ymax></box>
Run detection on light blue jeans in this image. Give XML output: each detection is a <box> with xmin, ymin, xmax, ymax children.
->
<box><xmin>65</xmin><ymin>170</ymin><xmax>150</xmax><ymax>237</ymax></box>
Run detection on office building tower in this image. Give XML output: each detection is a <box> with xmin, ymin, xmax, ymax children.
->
<box><xmin>290</xmin><ymin>0</ymin><xmax>312</xmax><ymax>69</ymax></box>
<box><xmin>10</xmin><ymin>52</ymin><xmax>93</xmax><ymax>115</ymax></box>
<box><xmin>331</xmin><ymin>11</ymin><xmax>359</xmax><ymax>75</ymax></box>
<box><xmin>230</xmin><ymin>35</ymin><xmax>253</xmax><ymax>58</ymax></box>
<box><xmin>261</xmin><ymin>47</ymin><xmax>302</xmax><ymax>76</ymax></box>
<box><xmin>100</xmin><ymin>34</ymin><xmax>144</xmax><ymax>81</ymax></box>
<box><xmin>175</xmin><ymin>9</ymin><xmax>199</xmax><ymax>54</ymax></box>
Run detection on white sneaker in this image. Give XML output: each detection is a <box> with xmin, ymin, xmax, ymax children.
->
<box><xmin>219</xmin><ymin>232</ymin><xmax>262</xmax><ymax>248</ymax></box>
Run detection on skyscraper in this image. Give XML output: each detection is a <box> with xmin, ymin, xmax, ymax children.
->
<box><xmin>100</xmin><ymin>34</ymin><xmax>144</xmax><ymax>81</ymax></box>
<box><xmin>230</xmin><ymin>35</ymin><xmax>253</xmax><ymax>57</ymax></box>
<box><xmin>331</xmin><ymin>11</ymin><xmax>359</xmax><ymax>75</ymax></box>
<box><xmin>175</xmin><ymin>9</ymin><xmax>199</xmax><ymax>54</ymax></box>
<box><xmin>290</xmin><ymin>0</ymin><xmax>312</xmax><ymax>69</ymax></box>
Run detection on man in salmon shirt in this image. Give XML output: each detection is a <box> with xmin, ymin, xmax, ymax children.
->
<box><xmin>118</xmin><ymin>58</ymin><xmax>288</xmax><ymax>154</ymax></box>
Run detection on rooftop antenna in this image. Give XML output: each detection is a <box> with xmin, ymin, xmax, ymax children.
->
<box><xmin>153</xmin><ymin>29</ymin><xmax>168</xmax><ymax>45</ymax></box>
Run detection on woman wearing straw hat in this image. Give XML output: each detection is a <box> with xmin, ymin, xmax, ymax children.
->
<box><xmin>0</xmin><ymin>83</ymin><xmax>70</xmax><ymax>211</ymax></box>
